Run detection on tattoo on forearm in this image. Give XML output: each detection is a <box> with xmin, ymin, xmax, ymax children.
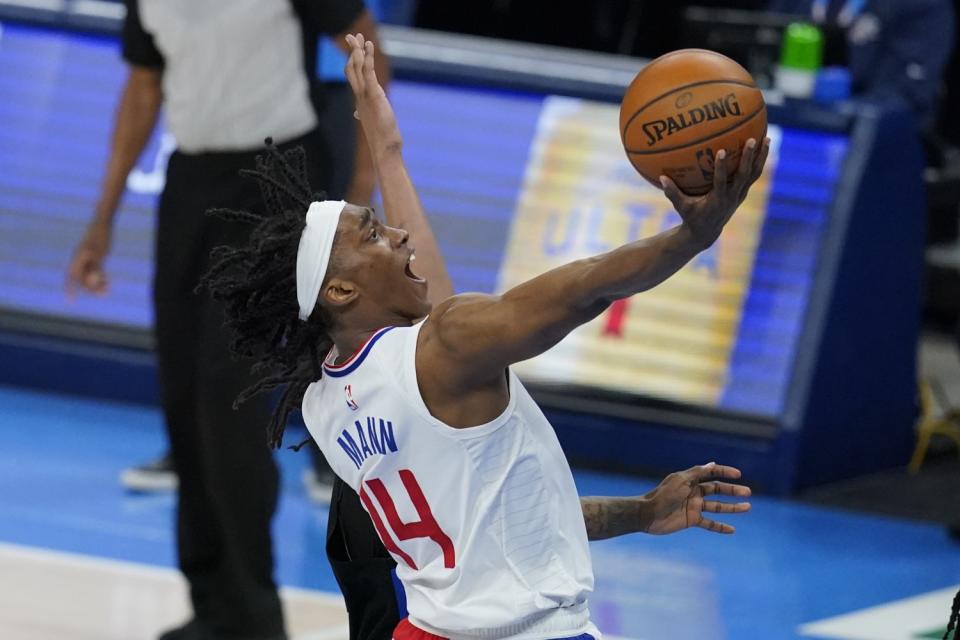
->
<box><xmin>580</xmin><ymin>497</ymin><xmax>645</xmax><ymax>541</ymax></box>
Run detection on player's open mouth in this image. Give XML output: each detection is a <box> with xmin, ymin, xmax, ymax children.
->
<box><xmin>405</xmin><ymin>252</ymin><xmax>426</xmax><ymax>284</ymax></box>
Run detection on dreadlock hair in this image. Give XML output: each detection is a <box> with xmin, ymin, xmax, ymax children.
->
<box><xmin>945</xmin><ymin>587</ymin><xmax>960</xmax><ymax>640</ymax></box>
<box><xmin>197</xmin><ymin>138</ymin><xmax>332</xmax><ymax>450</ymax></box>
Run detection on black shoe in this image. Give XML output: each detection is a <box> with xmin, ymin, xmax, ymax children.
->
<box><xmin>949</xmin><ymin>524</ymin><xmax>960</xmax><ymax>541</ymax></box>
<box><xmin>158</xmin><ymin>619</ymin><xmax>207</xmax><ymax>640</ymax></box>
<box><xmin>158</xmin><ymin>619</ymin><xmax>286</xmax><ymax>640</ymax></box>
<box><xmin>121</xmin><ymin>452</ymin><xmax>178</xmax><ymax>492</ymax></box>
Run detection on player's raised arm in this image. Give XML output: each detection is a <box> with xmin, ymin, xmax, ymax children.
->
<box><xmin>333</xmin><ymin>12</ymin><xmax>388</xmax><ymax>206</ymax></box>
<box><xmin>343</xmin><ymin>34</ymin><xmax>453</xmax><ymax>304</ymax></box>
<box><xmin>419</xmin><ymin>138</ymin><xmax>769</xmax><ymax>391</ymax></box>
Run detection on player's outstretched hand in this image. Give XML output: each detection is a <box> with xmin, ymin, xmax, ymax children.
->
<box><xmin>660</xmin><ymin>137</ymin><xmax>770</xmax><ymax>249</ymax></box>
<box><xmin>645</xmin><ymin>462</ymin><xmax>752</xmax><ymax>535</ymax></box>
<box><xmin>344</xmin><ymin>32</ymin><xmax>401</xmax><ymax>156</ymax></box>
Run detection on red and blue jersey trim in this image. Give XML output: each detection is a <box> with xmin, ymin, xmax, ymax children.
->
<box><xmin>323</xmin><ymin>326</ymin><xmax>397</xmax><ymax>378</ymax></box>
<box><xmin>392</xmin><ymin>619</ymin><xmax>595</xmax><ymax>640</ymax></box>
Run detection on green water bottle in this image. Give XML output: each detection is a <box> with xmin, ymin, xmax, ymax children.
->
<box><xmin>775</xmin><ymin>23</ymin><xmax>823</xmax><ymax>99</ymax></box>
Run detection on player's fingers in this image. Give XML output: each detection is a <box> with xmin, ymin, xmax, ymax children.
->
<box><xmin>362</xmin><ymin>40</ymin><xmax>378</xmax><ymax>84</ymax></box>
<box><xmin>690</xmin><ymin>462</ymin><xmax>741</xmax><ymax>479</ymax></box>
<box><xmin>698</xmin><ymin>517</ymin><xmax>735</xmax><ymax>534</ymax></box>
<box><xmin>344</xmin><ymin>51</ymin><xmax>360</xmax><ymax>93</ymax></box>
<box><xmin>354</xmin><ymin>37</ymin><xmax>367</xmax><ymax>74</ymax></box>
<box><xmin>344</xmin><ymin>37</ymin><xmax>362</xmax><ymax>82</ymax></box>
<box><xmin>750</xmin><ymin>137</ymin><xmax>770</xmax><ymax>183</ymax></box>
<box><xmin>659</xmin><ymin>176</ymin><xmax>685</xmax><ymax>211</ymax></box>
<box><xmin>701</xmin><ymin>481</ymin><xmax>751</xmax><ymax>498</ymax></box>
<box><xmin>706</xmin><ymin>464</ymin><xmax>743</xmax><ymax>480</ymax></box>
<box><xmin>735</xmin><ymin>138</ymin><xmax>757</xmax><ymax>187</ymax></box>
<box><xmin>689</xmin><ymin>462</ymin><xmax>741</xmax><ymax>482</ymax></box>
<box><xmin>712</xmin><ymin>148</ymin><xmax>728</xmax><ymax>193</ymax></box>
<box><xmin>346</xmin><ymin>66</ymin><xmax>363</xmax><ymax>101</ymax></box>
<box><xmin>349</xmin><ymin>34</ymin><xmax>365</xmax><ymax>69</ymax></box>
<box><xmin>702</xmin><ymin>500</ymin><xmax>751</xmax><ymax>514</ymax></box>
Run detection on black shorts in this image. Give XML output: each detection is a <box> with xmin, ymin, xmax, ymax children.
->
<box><xmin>327</xmin><ymin>476</ymin><xmax>402</xmax><ymax>640</ymax></box>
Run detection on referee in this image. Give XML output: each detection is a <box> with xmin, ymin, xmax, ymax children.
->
<box><xmin>67</xmin><ymin>2</ymin><xmax>388</xmax><ymax>638</ymax></box>
<box><xmin>769</xmin><ymin>0</ymin><xmax>954</xmax><ymax>130</ymax></box>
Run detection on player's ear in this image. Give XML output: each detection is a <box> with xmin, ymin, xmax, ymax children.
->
<box><xmin>324</xmin><ymin>277</ymin><xmax>359</xmax><ymax>308</ymax></box>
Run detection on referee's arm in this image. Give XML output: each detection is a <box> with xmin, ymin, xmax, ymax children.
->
<box><xmin>95</xmin><ymin>0</ymin><xmax>164</xmax><ymax>230</ymax></box>
<box><xmin>67</xmin><ymin>0</ymin><xmax>163</xmax><ymax>296</ymax></box>
<box><xmin>90</xmin><ymin>67</ymin><xmax>162</xmax><ymax>231</ymax></box>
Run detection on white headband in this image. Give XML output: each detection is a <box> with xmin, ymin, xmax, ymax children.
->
<box><xmin>296</xmin><ymin>200</ymin><xmax>346</xmax><ymax>321</ymax></box>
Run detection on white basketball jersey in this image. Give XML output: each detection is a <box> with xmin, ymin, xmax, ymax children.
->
<box><xmin>301</xmin><ymin>321</ymin><xmax>600</xmax><ymax>639</ymax></box>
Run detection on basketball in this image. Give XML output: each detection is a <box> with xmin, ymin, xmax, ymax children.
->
<box><xmin>620</xmin><ymin>49</ymin><xmax>767</xmax><ymax>195</ymax></box>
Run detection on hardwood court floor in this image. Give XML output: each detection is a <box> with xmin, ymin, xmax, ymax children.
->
<box><xmin>0</xmin><ymin>543</ymin><xmax>348</xmax><ymax>640</ymax></box>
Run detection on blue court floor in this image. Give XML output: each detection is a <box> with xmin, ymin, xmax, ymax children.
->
<box><xmin>0</xmin><ymin>384</ymin><xmax>957</xmax><ymax>639</ymax></box>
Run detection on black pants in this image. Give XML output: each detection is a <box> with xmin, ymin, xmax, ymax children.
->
<box><xmin>327</xmin><ymin>478</ymin><xmax>401</xmax><ymax>640</ymax></box>
<box><xmin>154</xmin><ymin>130</ymin><xmax>331</xmax><ymax>638</ymax></box>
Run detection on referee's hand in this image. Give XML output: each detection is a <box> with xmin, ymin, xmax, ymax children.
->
<box><xmin>67</xmin><ymin>220</ymin><xmax>111</xmax><ymax>298</ymax></box>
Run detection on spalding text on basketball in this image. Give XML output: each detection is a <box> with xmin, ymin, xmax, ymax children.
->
<box><xmin>640</xmin><ymin>93</ymin><xmax>742</xmax><ymax>146</ymax></box>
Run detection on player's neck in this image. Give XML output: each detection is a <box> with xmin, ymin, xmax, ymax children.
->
<box><xmin>326</xmin><ymin>313</ymin><xmax>412</xmax><ymax>366</ymax></box>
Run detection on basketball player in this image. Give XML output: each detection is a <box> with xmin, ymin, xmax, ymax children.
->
<box><xmin>202</xmin><ymin>35</ymin><xmax>767</xmax><ymax>639</ymax></box>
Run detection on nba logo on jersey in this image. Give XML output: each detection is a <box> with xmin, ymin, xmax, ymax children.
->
<box><xmin>344</xmin><ymin>385</ymin><xmax>359</xmax><ymax>411</ymax></box>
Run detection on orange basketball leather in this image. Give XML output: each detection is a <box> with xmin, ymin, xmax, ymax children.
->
<box><xmin>620</xmin><ymin>49</ymin><xmax>767</xmax><ymax>195</ymax></box>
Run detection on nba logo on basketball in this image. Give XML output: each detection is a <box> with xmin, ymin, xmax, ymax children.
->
<box><xmin>696</xmin><ymin>147</ymin><xmax>715</xmax><ymax>181</ymax></box>
<box><xmin>345</xmin><ymin>385</ymin><xmax>359</xmax><ymax>411</ymax></box>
